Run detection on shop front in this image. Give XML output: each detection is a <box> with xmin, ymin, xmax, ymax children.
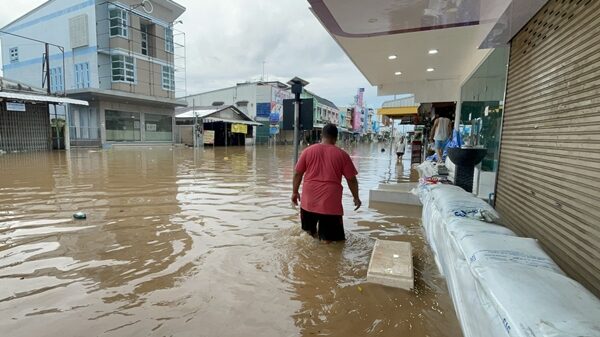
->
<box><xmin>457</xmin><ymin>47</ymin><xmax>509</xmax><ymax>199</ymax></box>
<box><xmin>104</xmin><ymin>110</ymin><xmax>174</xmax><ymax>143</ymax></box>
<box><xmin>175</xmin><ymin>105</ymin><xmax>260</xmax><ymax>147</ymax></box>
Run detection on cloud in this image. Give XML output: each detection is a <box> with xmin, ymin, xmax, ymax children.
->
<box><xmin>0</xmin><ymin>0</ymin><xmax>395</xmax><ymax>107</ymax></box>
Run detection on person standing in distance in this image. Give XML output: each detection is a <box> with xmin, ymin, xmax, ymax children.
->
<box><xmin>395</xmin><ymin>136</ymin><xmax>407</xmax><ymax>162</ymax></box>
<box><xmin>430</xmin><ymin>112</ymin><xmax>452</xmax><ymax>164</ymax></box>
<box><xmin>291</xmin><ymin>124</ymin><xmax>361</xmax><ymax>242</ymax></box>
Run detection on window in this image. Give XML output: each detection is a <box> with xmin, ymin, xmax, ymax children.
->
<box><xmin>105</xmin><ymin>110</ymin><xmax>140</xmax><ymax>141</ymax></box>
<box><xmin>9</xmin><ymin>47</ymin><xmax>18</xmax><ymax>63</ymax></box>
<box><xmin>111</xmin><ymin>55</ymin><xmax>135</xmax><ymax>83</ymax></box>
<box><xmin>144</xmin><ymin>113</ymin><xmax>172</xmax><ymax>141</ymax></box>
<box><xmin>49</xmin><ymin>67</ymin><xmax>64</xmax><ymax>93</ymax></box>
<box><xmin>141</xmin><ymin>24</ymin><xmax>149</xmax><ymax>56</ymax></box>
<box><xmin>165</xmin><ymin>27</ymin><xmax>174</xmax><ymax>53</ymax></box>
<box><xmin>109</xmin><ymin>7</ymin><xmax>128</xmax><ymax>37</ymax></box>
<box><xmin>69</xmin><ymin>107</ymin><xmax>99</xmax><ymax>140</ymax></box>
<box><xmin>74</xmin><ymin>62</ymin><xmax>90</xmax><ymax>89</ymax></box>
<box><xmin>162</xmin><ymin>65</ymin><xmax>175</xmax><ymax>91</ymax></box>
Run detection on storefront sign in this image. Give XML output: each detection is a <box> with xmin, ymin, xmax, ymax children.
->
<box><xmin>204</xmin><ymin>130</ymin><xmax>215</xmax><ymax>145</ymax></box>
<box><xmin>269</xmin><ymin>112</ymin><xmax>280</xmax><ymax>124</ymax></box>
<box><xmin>6</xmin><ymin>102</ymin><xmax>26</xmax><ymax>112</ymax></box>
<box><xmin>231</xmin><ymin>124</ymin><xmax>248</xmax><ymax>134</ymax></box>
<box><xmin>146</xmin><ymin>123</ymin><xmax>157</xmax><ymax>131</ymax></box>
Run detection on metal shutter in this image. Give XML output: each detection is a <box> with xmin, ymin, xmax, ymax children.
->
<box><xmin>496</xmin><ymin>0</ymin><xmax>600</xmax><ymax>296</ymax></box>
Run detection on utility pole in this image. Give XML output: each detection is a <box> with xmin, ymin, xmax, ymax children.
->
<box><xmin>44</xmin><ymin>43</ymin><xmax>51</xmax><ymax>94</ymax></box>
<box><xmin>193</xmin><ymin>99</ymin><xmax>198</xmax><ymax>148</ymax></box>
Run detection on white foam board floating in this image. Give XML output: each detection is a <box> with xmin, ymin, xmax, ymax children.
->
<box><xmin>367</xmin><ymin>239</ymin><xmax>413</xmax><ymax>290</ymax></box>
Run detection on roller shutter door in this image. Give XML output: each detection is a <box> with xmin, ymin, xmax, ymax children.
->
<box><xmin>496</xmin><ymin>0</ymin><xmax>600</xmax><ymax>296</ymax></box>
<box><xmin>0</xmin><ymin>102</ymin><xmax>51</xmax><ymax>152</ymax></box>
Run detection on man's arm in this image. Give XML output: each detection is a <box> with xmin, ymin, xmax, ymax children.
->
<box><xmin>346</xmin><ymin>176</ymin><xmax>361</xmax><ymax>210</ymax></box>
<box><xmin>291</xmin><ymin>171</ymin><xmax>303</xmax><ymax>206</ymax></box>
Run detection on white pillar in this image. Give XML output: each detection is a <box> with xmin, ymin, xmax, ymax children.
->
<box><xmin>454</xmin><ymin>88</ymin><xmax>462</xmax><ymax>131</ymax></box>
<box><xmin>64</xmin><ymin>104</ymin><xmax>71</xmax><ymax>150</ymax></box>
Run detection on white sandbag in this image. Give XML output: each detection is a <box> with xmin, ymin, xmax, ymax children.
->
<box><xmin>420</xmin><ymin>195</ymin><xmax>508</xmax><ymax>337</ymax></box>
<box><xmin>539</xmin><ymin>320</ymin><xmax>600</xmax><ymax>337</ymax></box>
<box><xmin>458</xmin><ymin>235</ymin><xmax>600</xmax><ymax>337</ymax></box>
<box><xmin>416</xmin><ymin>161</ymin><xmax>437</xmax><ymax>178</ymax></box>
<box><xmin>445</xmin><ymin>254</ymin><xmax>510</xmax><ymax>337</ymax></box>
<box><xmin>474</xmin><ymin>266</ymin><xmax>600</xmax><ymax>337</ymax></box>
<box><xmin>458</xmin><ymin>235</ymin><xmax>562</xmax><ymax>273</ymax></box>
<box><xmin>446</xmin><ymin>218</ymin><xmax>517</xmax><ymax>258</ymax></box>
<box><xmin>430</xmin><ymin>185</ymin><xmax>500</xmax><ymax>222</ymax></box>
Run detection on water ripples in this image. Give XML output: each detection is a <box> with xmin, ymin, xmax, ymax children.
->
<box><xmin>0</xmin><ymin>145</ymin><xmax>462</xmax><ymax>337</ymax></box>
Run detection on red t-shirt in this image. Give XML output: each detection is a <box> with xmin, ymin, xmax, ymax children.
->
<box><xmin>295</xmin><ymin>144</ymin><xmax>358</xmax><ymax>215</ymax></box>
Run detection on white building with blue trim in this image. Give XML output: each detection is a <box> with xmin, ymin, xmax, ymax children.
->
<box><xmin>1</xmin><ymin>0</ymin><xmax>187</xmax><ymax>147</ymax></box>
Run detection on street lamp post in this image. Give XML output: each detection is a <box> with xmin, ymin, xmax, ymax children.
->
<box><xmin>287</xmin><ymin>77</ymin><xmax>309</xmax><ymax>166</ymax></box>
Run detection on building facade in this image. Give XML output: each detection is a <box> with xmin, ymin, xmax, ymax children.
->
<box><xmin>184</xmin><ymin>81</ymin><xmax>291</xmax><ymax>145</ymax></box>
<box><xmin>300</xmin><ymin>90</ymin><xmax>340</xmax><ymax>142</ymax></box>
<box><xmin>0</xmin><ymin>0</ymin><xmax>187</xmax><ymax>147</ymax></box>
<box><xmin>310</xmin><ymin>0</ymin><xmax>600</xmax><ymax>298</ymax></box>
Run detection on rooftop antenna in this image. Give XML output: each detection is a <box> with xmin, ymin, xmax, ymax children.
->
<box><xmin>261</xmin><ymin>60</ymin><xmax>266</xmax><ymax>82</ymax></box>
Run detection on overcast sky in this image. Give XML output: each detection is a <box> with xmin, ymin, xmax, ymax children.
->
<box><xmin>0</xmin><ymin>0</ymin><xmax>395</xmax><ymax>107</ymax></box>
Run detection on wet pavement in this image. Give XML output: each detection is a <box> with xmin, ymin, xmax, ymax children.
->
<box><xmin>0</xmin><ymin>144</ymin><xmax>462</xmax><ymax>337</ymax></box>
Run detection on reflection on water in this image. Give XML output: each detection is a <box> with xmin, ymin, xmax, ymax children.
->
<box><xmin>0</xmin><ymin>144</ymin><xmax>461</xmax><ymax>337</ymax></box>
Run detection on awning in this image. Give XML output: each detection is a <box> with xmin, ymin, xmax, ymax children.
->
<box><xmin>175</xmin><ymin>109</ymin><xmax>218</xmax><ymax>119</ymax></box>
<box><xmin>0</xmin><ymin>91</ymin><xmax>89</xmax><ymax>106</ymax></box>
<box><xmin>377</xmin><ymin>106</ymin><xmax>418</xmax><ymax>118</ymax></box>
<box><xmin>203</xmin><ymin>117</ymin><xmax>262</xmax><ymax>126</ymax></box>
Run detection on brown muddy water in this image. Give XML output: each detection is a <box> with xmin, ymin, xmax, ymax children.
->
<box><xmin>0</xmin><ymin>144</ymin><xmax>462</xmax><ymax>337</ymax></box>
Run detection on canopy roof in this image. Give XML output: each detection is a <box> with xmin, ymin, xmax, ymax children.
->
<box><xmin>175</xmin><ymin>105</ymin><xmax>261</xmax><ymax>126</ymax></box>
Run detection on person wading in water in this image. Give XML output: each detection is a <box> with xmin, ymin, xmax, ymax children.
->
<box><xmin>291</xmin><ymin>124</ymin><xmax>361</xmax><ymax>242</ymax></box>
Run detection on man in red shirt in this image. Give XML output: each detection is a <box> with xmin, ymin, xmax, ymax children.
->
<box><xmin>291</xmin><ymin>124</ymin><xmax>361</xmax><ymax>242</ymax></box>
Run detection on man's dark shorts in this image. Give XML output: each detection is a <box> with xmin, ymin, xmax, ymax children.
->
<box><xmin>300</xmin><ymin>208</ymin><xmax>346</xmax><ymax>241</ymax></box>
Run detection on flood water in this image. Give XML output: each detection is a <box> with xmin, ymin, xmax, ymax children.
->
<box><xmin>0</xmin><ymin>144</ymin><xmax>462</xmax><ymax>337</ymax></box>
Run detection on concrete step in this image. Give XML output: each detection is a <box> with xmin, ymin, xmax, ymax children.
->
<box><xmin>369</xmin><ymin>182</ymin><xmax>421</xmax><ymax>206</ymax></box>
<box><xmin>376</xmin><ymin>182</ymin><xmax>418</xmax><ymax>191</ymax></box>
<box><xmin>367</xmin><ymin>239</ymin><xmax>413</xmax><ymax>290</ymax></box>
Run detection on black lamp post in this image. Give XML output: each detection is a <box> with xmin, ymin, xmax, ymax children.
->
<box><xmin>287</xmin><ymin>77</ymin><xmax>309</xmax><ymax>165</ymax></box>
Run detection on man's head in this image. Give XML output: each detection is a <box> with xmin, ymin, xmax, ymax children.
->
<box><xmin>322</xmin><ymin>123</ymin><xmax>338</xmax><ymax>144</ymax></box>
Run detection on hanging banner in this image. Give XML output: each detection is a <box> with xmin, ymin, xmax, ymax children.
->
<box><xmin>231</xmin><ymin>124</ymin><xmax>248</xmax><ymax>134</ymax></box>
<box><xmin>271</xmin><ymin>87</ymin><xmax>292</xmax><ymax>124</ymax></box>
<box><xmin>204</xmin><ymin>130</ymin><xmax>215</xmax><ymax>145</ymax></box>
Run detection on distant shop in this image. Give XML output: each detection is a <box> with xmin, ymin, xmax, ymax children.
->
<box><xmin>175</xmin><ymin>105</ymin><xmax>261</xmax><ymax>146</ymax></box>
<box><xmin>0</xmin><ymin>77</ymin><xmax>88</xmax><ymax>153</ymax></box>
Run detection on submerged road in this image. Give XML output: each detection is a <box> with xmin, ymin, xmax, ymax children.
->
<box><xmin>0</xmin><ymin>144</ymin><xmax>461</xmax><ymax>337</ymax></box>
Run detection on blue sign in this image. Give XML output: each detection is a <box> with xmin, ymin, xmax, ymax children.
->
<box><xmin>257</xmin><ymin>103</ymin><xmax>271</xmax><ymax>117</ymax></box>
<box><xmin>269</xmin><ymin>112</ymin><xmax>280</xmax><ymax>124</ymax></box>
<box><xmin>270</xmin><ymin>127</ymin><xmax>279</xmax><ymax>135</ymax></box>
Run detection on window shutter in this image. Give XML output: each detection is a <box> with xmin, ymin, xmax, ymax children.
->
<box><xmin>69</xmin><ymin>14</ymin><xmax>89</xmax><ymax>48</ymax></box>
